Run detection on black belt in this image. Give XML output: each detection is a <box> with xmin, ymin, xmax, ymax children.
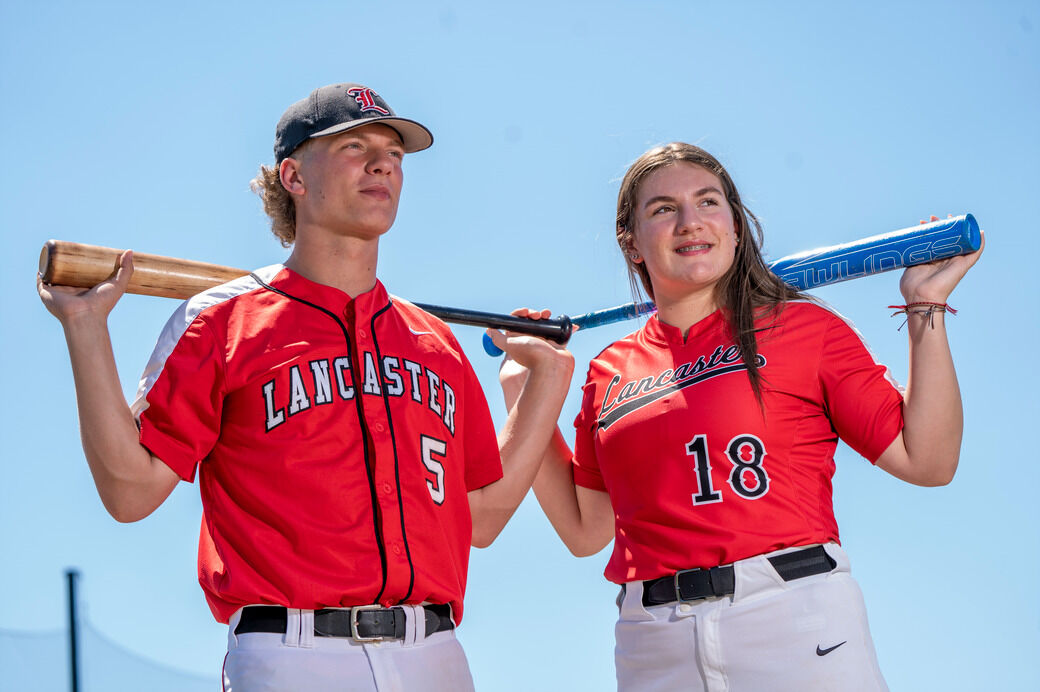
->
<box><xmin>235</xmin><ymin>604</ymin><xmax>454</xmax><ymax>642</ymax></box>
<box><xmin>641</xmin><ymin>545</ymin><xmax>837</xmax><ymax>607</ymax></box>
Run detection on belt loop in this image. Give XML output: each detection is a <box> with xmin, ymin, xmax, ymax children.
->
<box><xmin>284</xmin><ymin>609</ymin><xmax>302</xmax><ymax>647</ymax></box>
<box><xmin>620</xmin><ymin>581</ymin><xmax>654</xmax><ymax>621</ymax></box>
<box><xmin>406</xmin><ymin>605</ymin><xmax>426</xmax><ymax>646</ymax></box>
<box><xmin>402</xmin><ymin>605</ymin><xmax>415</xmax><ymax>647</ymax></box>
<box><xmin>298</xmin><ymin>610</ymin><xmax>315</xmax><ymax>648</ymax></box>
<box><xmin>227</xmin><ymin>608</ymin><xmax>244</xmax><ymax>650</ymax></box>
<box><xmin>415</xmin><ymin>605</ymin><xmax>428</xmax><ymax>644</ymax></box>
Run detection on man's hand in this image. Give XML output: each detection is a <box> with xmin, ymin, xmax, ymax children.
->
<box><xmin>39</xmin><ymin>250</ymin><xmax>135</xmax><ymax>325</ymax></box>
<box><xmin>472</xmin><ymin>308</ymin><xmax>575</xmax><ymax>547</ymax></box>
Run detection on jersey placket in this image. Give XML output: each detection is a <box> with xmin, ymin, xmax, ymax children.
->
<box><xmin>350</xmin><ymin>301</ymin><xmax>412</xmax><ymax>607</ymax></box>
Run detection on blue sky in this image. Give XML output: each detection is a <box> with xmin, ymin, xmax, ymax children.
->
<box><xmin>2</xmin><ymin>1</ymin><xmax>1037</xmax><ymax>690</ymax></box>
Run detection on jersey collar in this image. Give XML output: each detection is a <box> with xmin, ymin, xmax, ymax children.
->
<box><xmin>643</xmin><ymin>310</ymin><xmax>727</xmax><ymax>347</ymax></box>
<box><xmin>261</xmin><ymin>264</ymin><xmax>391</xmax><ymax>319</ymax></box>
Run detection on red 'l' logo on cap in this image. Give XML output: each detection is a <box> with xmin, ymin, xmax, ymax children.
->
<box><xmin>347</xmin><ymin>87</ymin><xmax>391</xmax><ymax>115</ymax></box>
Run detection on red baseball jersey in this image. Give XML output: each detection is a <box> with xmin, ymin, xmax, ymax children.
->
<box><xmin>572</xmin><ymin>301</ymin><xmax>904</xmax><ymax>584</ymax></box>
<box><xmin>132</xmin><ymin>266</ymin><xmax>502</xmax><ymax>624</ymax></box>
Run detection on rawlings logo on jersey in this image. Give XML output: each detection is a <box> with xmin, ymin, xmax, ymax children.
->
<box><xmin>347</xmin><ymin>87</ymin><xmax>391</xmax><ymax>115</ymax></box>
<box><xmin>261</xmin><ymin>350</ymin><xmax>457</xmax><ymax>436</ymax></box>
<box><xmin>597</xmin><ymin>344</ymin><xmax>765</xmax><ymax>429</ymax></box>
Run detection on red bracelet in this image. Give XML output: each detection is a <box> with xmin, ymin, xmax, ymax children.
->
<box><xmin>887</xmin><ymin>302</ymin><xmax>957</xmax><ymax>330</ymax></box>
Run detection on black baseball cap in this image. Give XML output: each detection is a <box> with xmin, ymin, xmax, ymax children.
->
<box><xmin>274</xmin><ymin>83</ymin><xmax>433</xmax><ymax>162</ymax></box>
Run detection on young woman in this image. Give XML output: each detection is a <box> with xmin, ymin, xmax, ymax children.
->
<box><xmin>491</xmin><ymin>142</ymin><xmax>982</xmax><ymax>691</ymax></box>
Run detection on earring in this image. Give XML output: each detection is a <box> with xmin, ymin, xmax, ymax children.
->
<box><xmin>630</xmin><ymin>253</ymin><xmax>640</xmax><ymax>261</ymax></box>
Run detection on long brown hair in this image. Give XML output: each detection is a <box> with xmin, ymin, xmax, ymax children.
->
<box><xmin>615</xmin><ymin>142</ymin><xmax>805</xmax><ymax>401</ymax></box>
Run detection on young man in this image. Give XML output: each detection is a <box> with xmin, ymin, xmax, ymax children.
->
<box><xmin>38</xmin><ymin>83</ymin><xmax>573</xmax><ymax>691</ymax></box>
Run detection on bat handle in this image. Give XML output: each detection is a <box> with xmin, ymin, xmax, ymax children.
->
<box><xmin>481</xmin><ymin>316</ymin><xmax>574</xmax><ymax>357</ymax></box>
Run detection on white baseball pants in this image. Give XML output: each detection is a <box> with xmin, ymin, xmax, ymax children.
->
<box><xmin>614</xmin><ymin>543</ymin><xmax>888</xmax><ymax>692</ymax></box>
<box><xmin>222</xmin><ymin>605</ymin><xmax>475</xmax><ymax>692</ymax></box>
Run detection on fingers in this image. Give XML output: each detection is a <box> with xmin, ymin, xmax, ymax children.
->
<box><xmin>509</xmin><ymin>307</ymin><xmax>552</xmax><ymax>320</ymax></box>
<box><xmin>485</xmin><ymin>327</ymin><xmax>508</xmax><ymax>352</ymax></box>
<box><xmin>486</xmin><ymin>326</ymin><xmax>557</xmax><ymax>353</ymax></box>
<box><xmin>898</xmin><ymin>228</ymin><xmax>985</xmax><ymax>302</ymax></box>
<box><xmin>37</xmin><ymin>249</ymin><xmax>136</xmax><ymax>322</ymax></box>
<box><xmin>489</xmin><ymin>307</ymin><xmax>556</xmax><ymax>354</ymax></box>
<box><xmin>489</xmin><ymin>307</ymin><xmax>566</xmax><ymax>363</ymax></box>
<box><xmin>951</xmin><ymin>228</ymin><xmax>985</xmax><ymax>272</ymax></box>
<box><xmin>111</xmin><ymin>250</ymin><xmax>135</xmax><ymax>290</ymax></box>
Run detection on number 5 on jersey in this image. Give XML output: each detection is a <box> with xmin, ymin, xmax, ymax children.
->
<box><xmin>421</xmin><ymin>434</ymin><xmax>447</xmax><ymax>505</ymax></box>
<box><xmin>686</xmin><ymin>433</ymin><xmax>770</xmax><ymax>506</ymax></box>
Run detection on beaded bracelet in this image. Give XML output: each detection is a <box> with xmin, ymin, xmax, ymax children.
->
<box><xmin>887</xmin><ymin>302</ymin><xmax>957</xmax><ymax>330</ymax></box>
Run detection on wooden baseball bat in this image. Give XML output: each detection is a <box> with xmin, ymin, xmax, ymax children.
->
<box><xmin>39</xmin><ymin>240</ymin><xmax>246</xmax><ymax>300</ymax></box>
<box><xmin>37</xmin><ymin>239</ymin><xmax>573</xmax><ymax>341</ymax></box>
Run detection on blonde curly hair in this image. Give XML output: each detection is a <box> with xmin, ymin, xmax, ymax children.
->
<box><xmin>250</xmin><ymin>163</ymin><xmax>297</xmax><ymax>247</ymax></box>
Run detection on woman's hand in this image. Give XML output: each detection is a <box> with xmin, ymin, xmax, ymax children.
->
<box><xmin>899</xmin><ymin>216</ymin><xmax>985</xmax><ymax>304</ymax></box>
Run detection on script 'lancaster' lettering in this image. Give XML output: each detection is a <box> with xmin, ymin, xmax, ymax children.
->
<box><xmin>597</xmin><ymin>344</ymin><xmax>765</xmax><ymax>430</ymax></box>
<box><xmin>262</xmin><ymin>351</ymin><xmax>457</xmax><ymax>435</ymax></box>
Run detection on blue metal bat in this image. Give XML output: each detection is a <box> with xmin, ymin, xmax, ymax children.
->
<box><xmin>479</xmin><ymin>214</ymin><xmax>981</xmax><ymax>356</ymax></box>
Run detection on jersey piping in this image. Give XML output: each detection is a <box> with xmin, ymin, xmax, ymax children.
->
<box><xmin>370</xmin><ymin>301</ymin><xmax>416</xmax><ymax>601</ymax></box>
<box><xmin>134</xmin><ymin>265</ymin><xmax>503</xmax><ymax>623</ymax></box>
<box><xmin>248</xmin><ymin>271</ymin><xmax>393</xmax><ymax>602</ymax></box>
<box><xmin>792</xmin><ymin>298</ymin><xmax>904</xmax><ymax>393</ymax></box>
<box><xmin>131</xmin><ymin>269</ymin><xmax>275</xmax><ymax>418</ymax></box>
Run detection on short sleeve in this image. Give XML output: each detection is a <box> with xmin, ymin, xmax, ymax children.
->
<box><xmin>572</xmin><ymin>377</ymin><xmax>606</xmax><ymax>491</ymax></box>
<box><xmin>134</xmin><ymin>311</ymin><xmax>226</xmax><ymax>482</ymax></box>
<box><xmin>818</xmin><ymin>315</ymin><xmax>905</xmax><ymax>463</ymax></box>
<box><xmin>459</xmin><ymin>351</ymin><xmax>503</xmax><ymax>491</ymax></box>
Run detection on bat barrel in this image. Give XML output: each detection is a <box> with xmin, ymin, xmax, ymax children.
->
<box><xmin>39</xmin><ymin>240</ymin><xmax>248</xmax><ymax>300</ymax></box>
<box><xmin>768</xmin><ymin>214</ymin><xmax>980</xmax><ymax>291</ymax></box>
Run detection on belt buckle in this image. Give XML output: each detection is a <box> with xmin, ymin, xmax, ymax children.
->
<box><xmin>674</xmin><ymin>567</ymin><xmax>703</xmax><ymax>604</ymax></box>
<box><xmin>349</xmin><ymin>604</ymin><xmax>385</xmax><ymax>642</ymax></box>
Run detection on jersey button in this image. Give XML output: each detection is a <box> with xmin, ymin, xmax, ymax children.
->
<box><xmin>359</xmin><ymin>329</ymin><xmax>368</xmax><ymax>338</ymax></box>
<box><xmin>392</xmin><ymin>544</ymin><xmax>402</xmax><ymax>556</ymax></box>
<box><xmin>679</xmin><ymin>604</ymin><xmax>693</xmax><ymax>613</ymax></box>
<box><xmin>375</xmin><ymin>423</ymin><xmax>385</xmax><ymax>432</ymax></box>
<box><xmin>382</xmin><ymin>481</ymin><xmax>393</xmax><ymax>494</ymax></box>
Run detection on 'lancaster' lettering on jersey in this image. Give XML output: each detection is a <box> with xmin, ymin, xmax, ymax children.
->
<box><xmin>597</xmin><ymin>344</ymin><xmax>765</xmax><ymax>430</ymax></box>
<box><xmin>262</xmin><ymin>350</ymin><xmax>457</xmax><ymax>436</ymax></box>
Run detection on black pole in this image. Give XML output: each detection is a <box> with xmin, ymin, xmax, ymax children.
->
<box><xmin>65</xmin><ymin>569</ymin><xmax>80</xmax><ymax>692</ymax></box>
